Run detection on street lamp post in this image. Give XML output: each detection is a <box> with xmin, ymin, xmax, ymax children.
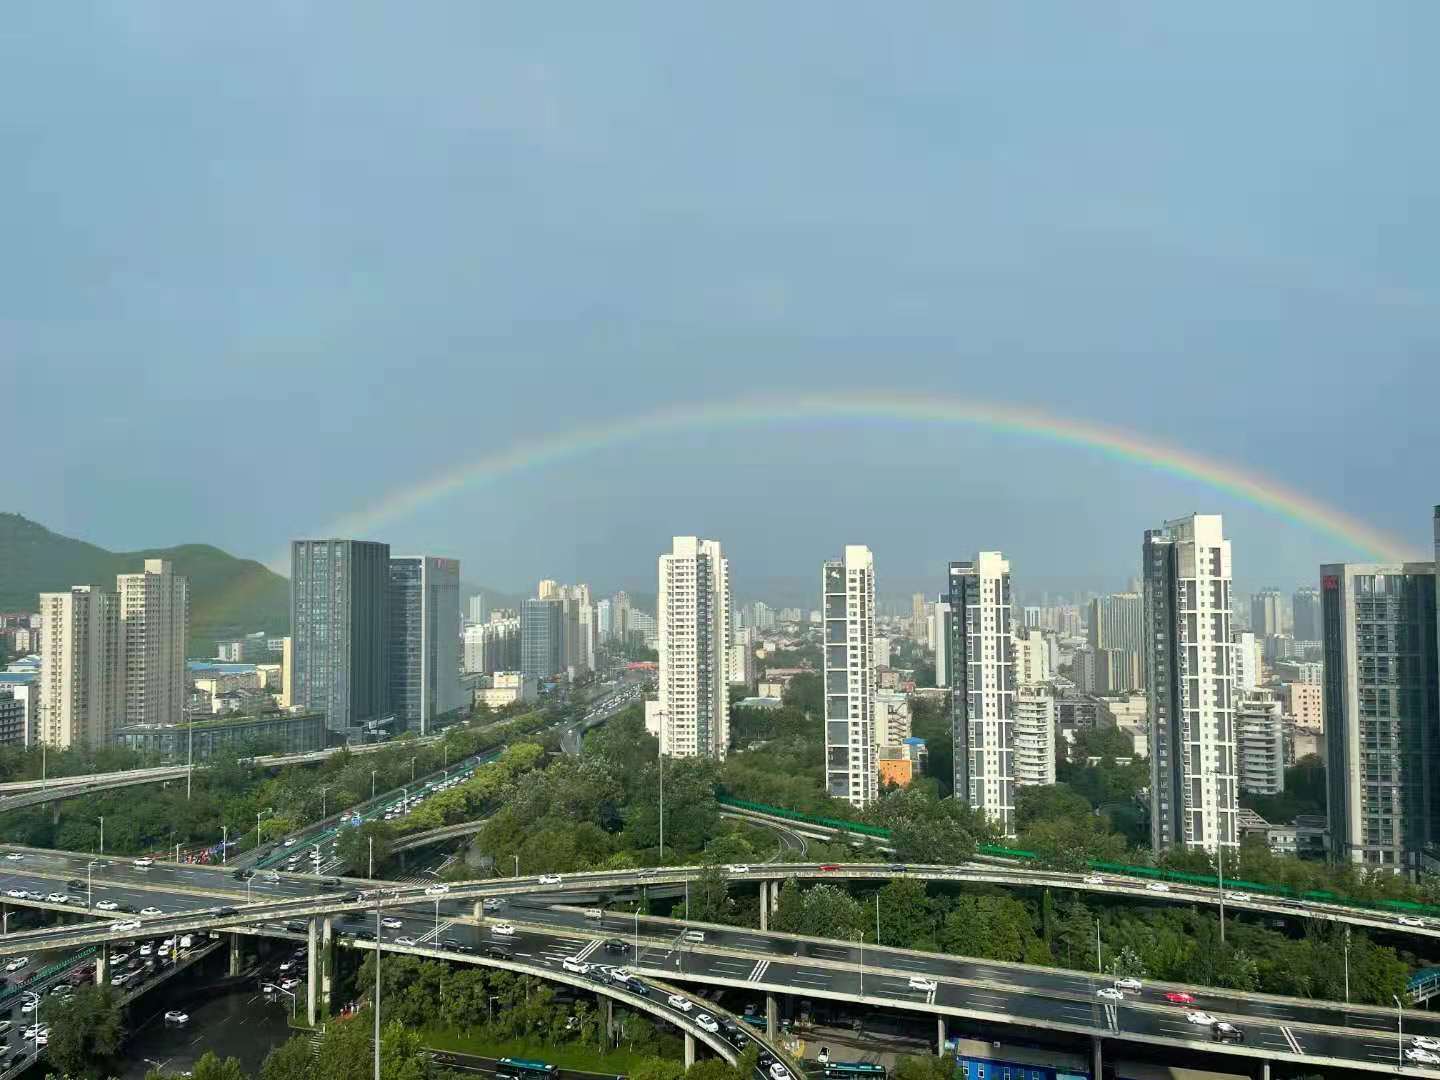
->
<box><xmin>2</xmin><ymin>911</ymin><xmax>14</xmax><ymax>936</ymax></box>
<box><xmin>187</xmin><ymin>718</ymin><xmax>194</xmax><ymax>800</ymax></box>
<box><xmin>98</xmin><ymin>816</ymin><xmax>104</xmax><ymax>856</ymax></box>
<box><xmin>86</xmin><ymin>859</ymin><xmax>97</xmax><ymax>907</ymax></box>
<box><xmin>513</xmin><ymin>855</ymin><xmax>519</xmax><ymax>879</ymax></box>
<box><xmin>1395</xmin><ymin>994</ymin><xmax>1404</xmax><ymax>1068</ymax></box>
<box><xmin>320</xmin><ymin>786</ymin><xmax>330</xmax><ymax>820</ymax></box>
<box><xmin>410</xmin><ymin>757</ymin><xmax>416</xmax><ymax>783</ymax></box>
<box><xmin>372</xmin><ymin>770</ymin><xmax>378</xmax><ymax>801</ymax></box>
<box><xmin>221</xmin><ymin>826</ymin><xmax>228</xmax><ymax>866</ymax></box>
<box><xmin>1344</xmin><ymin>927</ymin><xmax>1351</xmax><ymax>1004</ymax></box>
<box><xmin>856</xmin><ymin>930</ymin><xmax>864</xmax><ymax>997</ymax></box>
<box><xmin>369</xmin><ymin>836</ymin><xmax>375</xmax><ymax>879</ymax></box>
<box><xmin>1217</xmin><ymin>842</ymin><xmax>1226</xmax><ymax>946</ymax></box>
<box><xmin>374</xmin><ymin>901</ymin><xmax>384</xmax><ymax>1080</ymax></box>
<box><xmin>256</xmin><ymin>807</ymin><xmax>274</xmax><ymax>850</ymax></box>
<box><xmin>1095</xmin><ymin>918</ymin><xmax>1102</xmax><ymax>973</ymax></box>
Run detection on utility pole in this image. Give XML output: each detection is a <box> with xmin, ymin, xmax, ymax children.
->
<box><xmin>1217</xmin><ymin>842</ymin><xmax>1225</xmax><ymax>946</ymax></box>
<box><xmin>374</xmin><ymin>902</ymin><xmax>383</xmax><ymax>1080</ymax></box>
<box><xmin>222</xmin><ymin>826</ymin><xmax>228</xmax><ymax>865</ymax></box>
<box><xmin>1095</xmin><ymin>918</ymin><xmax>1102</xmax><ymax>973</ymax></box>
<box><xmin>97</xmin><ymin>816</ymin><xmax>104</xmax><ymax>856</ymax></box>
<box><xmin>1344</xmin><ymin>927</ymin><xmax>1351</xmax><ymax>1004</ymax></box>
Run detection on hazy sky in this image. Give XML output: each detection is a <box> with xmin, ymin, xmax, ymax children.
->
<box><xmin>4</xmin><ymin>5</ymin><xmax>1436</xmax><ymax>600</ymax></box>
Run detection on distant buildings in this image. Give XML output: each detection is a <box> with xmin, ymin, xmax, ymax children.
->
<box><xmin>0</xmin><ymin>688</ymin><xmax>28</xmax><ymax>747</ymax></box>
<box><xmin>821</xmin><ymin>546</ymin><xmax>878</xmax><ymax>808</ymax></box>
<box><xmin>289</xmin><ymin>539</ymin><xmax>392</xmax><ymax>736</ymax></box>
<box><xmin>467</xmin><ymin>593</ymin><xmax>488</xmax><ymax>625</ymax></box>
<box><xmin>464</xmin><ymin>617</ymin><xmax>521</xmax><ymax>675</ymax></box>
<box><xmin>1251</xmin><ymin>588</ymin><xmax>1287</xmax><ymax>638</ymax></box>
<box><xmin>930</xmin><ymin>599</ymin><xmax>952</xmax><ymax>688</ymax></box>
<box><xmin>1088</xmin><ymin>592</ymin><xmax>1143</xmax><ymax>691</ymax></box>
<box><xmin>874</xmin><ymin>688</ymin><xmax>912</xmax><ymax>746</ymax></box>
<box><xmin>911</xmin><ymin>592</ymin><xmax>929</xmax><ymax>646</ymax></box>
<box><xmin>118</xmin><ymin>559</ymin><xmax>190</xmax><ymax>729</ymax></box>
<box><xmin>1322</xmin><ymin>551</ymin><xmax>1438</xmax><ymax>871</ymax></box>
<box><xmin>520</xmin><ymin>598</ymin><xmax>564</xmax><ymax>680</ymax></box>
<box><xmin>388</xmin><ymin>555</ymin><xmax>463</xmax><ymax>735</ymax></box>
<box><xmin>1144</xmin><ymin>514</ymin><xmax>1238</xmax><ymax>853</ymax></box>
<box><xmin>1236</xmin><ymin>691</ymin><xmax>1285</xmax><ymax>796</ymax></box>
<box><xmin>473</xmin><ymin>671</ymin><xmax>538</xmax><ymax>710</ymax></box>
<box><xmin>1232</xmin><ymin>630</ymin><xmax>1259</xmax><ymax>691</ymax></box>
<box><xmin>1292</xmin><ymin>586</ymin><xmax>1322</xmax><ymax>642</ymax></box>
<box><xmin>947</xmin><ymin>552</ymin><xmax>1017</xmax><ymax>834</ymax></box>
<box><xmin>647</xmin><ymin>537</ymin><xmax>731</xmax><ymax>760</ymax></box>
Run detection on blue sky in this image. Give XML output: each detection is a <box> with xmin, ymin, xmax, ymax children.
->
<box><xmin>3</xmin><ymin>4</ymin><xmax>1436</xmax><ymax>600</ymax></box>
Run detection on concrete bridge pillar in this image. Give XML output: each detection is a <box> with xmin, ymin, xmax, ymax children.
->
<box><xmin>937</xmin><ymin>1016</ymin><xmax>945</xmax><ymax>1055</ymax></box>
<box><xmin>684</xmin><ymin>1033</ymin><xmax>696</xmax><ymax>1068</ymax></box>
<box><xmin>228</xmin><ymin>933</ymin><xmax>243</xmax><ymax>976</ymax></box>
<box><xmin>759</xmin><ymin>883</ymin><xmax>768</xmax><ymax>931</ymax></box>
<box><xmin>95</xmin><ymin>942</ymin><xmax>109</xmax><ymax>986</ymax></box>
<box><xmin>321</xmin><ymin>917</ymin><xmax>334</xmax><ymax>1015</ymax></box>
<box><xmin>766</xmin><ymin>993</ymin><xmax>778</xmax><ymax>1038</ymax></box>
<box><xmin>474</xmin><ymin>900</ymin><xmax>484</xmax><ymax>922</ymax></box>
<box><xmin>1091</xmin><ymin>1036</ymin><xmax>1102</xmax><ymax>1080</ymax></box>
<box><xmin>605</xmin><ymin>997</ymin><xmax>615</xmax><ymax>1042</ymax></box>
<box><xmin>50</xmin><ymin>803</ymin><xmax>61</xmax><ymax>826</ymax></box>
<box><xmin>306</xmin><ymin>918</ymin><xmax>319</xmax><ymax>1027</ymax></box>
<box><xmin>1258</xmin><ymin>1062</ymin><xmax>1270</xmax><ymax>1080</ymax></box>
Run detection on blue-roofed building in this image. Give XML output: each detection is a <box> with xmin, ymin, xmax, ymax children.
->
<box><xmin>186</xmin><ymin>662</ymin><xmax>259</xmax><ymax>676</ymax></box>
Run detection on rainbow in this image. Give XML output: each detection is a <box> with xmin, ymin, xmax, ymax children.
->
<box><xmin>311</xmin><ymin>391</ymin><xmax>1417</xmax><ymax>563</ymax></box>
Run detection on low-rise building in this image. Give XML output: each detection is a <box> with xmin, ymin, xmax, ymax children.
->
<box><xmin>473</xmin><ymin>671</ymin><xmax>538</xmax><ymax>709</ymax></box>
<box><xmin>1285</xmin><ymin>681</ymin><xmax>1323</xmax><ymax>730</ymax></box>
<box><xmin>1014</xmin><ymin>687</ymin><xmax>1057</xmax><ymax>786</ymax></box>
<box><xmin>1237</xmin><ymin>692</ymin><xmax>1285</xmax><ymax>795</ymax></box>
<box><xmin>111</xmin><ymin>711</ymin><xmax>328</xmax><ymax>759</ymax></box>
<box><xmin>874</xmin><ymin>690</ymin><xmax>912</xmax><ymax>745</ymax></box>
<box><xmin>0</xmin><ymin>688</ymin><xmax>28</xmax><ymax>747</ymax></box>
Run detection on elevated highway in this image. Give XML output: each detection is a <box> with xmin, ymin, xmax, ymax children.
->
<box><xmin>0</xmin><ymin>852</ymin><xmax>1436</xmax><ymax>1076</ymax></box>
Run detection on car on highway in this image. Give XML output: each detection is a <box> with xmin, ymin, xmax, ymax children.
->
<box><xmin>139</xmin><ymin>942</ymin><xmax>155</xmax><ymax>956</ymax></box>
<box><xmin>727</xmin><ymin>864</ymin><xmax>751</xmax><ymax>874</ymax></box>
<box><xmin>482</xmin><ymin>898</ymin><xmax>504</xmax><ymax>911</ymax></box>
<box><xmin>1096</xmin><ymin>987</ymin><xmax>1123</xmax><ymax>1002</ymax></box>
<box><xmin>1223</xmin><ymin>891</ymin><xmax>1250</xmax><ymax>902</ymax></box>
<box><xmin>1398</xmin><ymin>915</ymin><xmax>1426</xmax><ymax>928</ymax></box>
<box><xmin>490</xmin><ymin>923</ymin><xmax>516</xmax><ymax>937</ymax></box>
<box><xmin>95</xmin><ymin>900</ymin><xmax>119</xmax><ymax>911</ymax></box>
<box><xmin>538</xmin><ymin>874</ymin><xmax>563</xmax><ymax>885</ymax></box>
<box><xmin>424</xmin><ymin>884</ymin><xmax>450</xmax><ymax>897</ymax></box>
<box><xmin>1083</xmin><ymin>874</ymin><xmax>1104</xmax><ymax>885</ymax></box>
<box><xmin>667</xmin><ymin>994</ymin><xmax>694</xmax><ymax>1012</ymax></box>
<box><xmin>1414</xmin><ymin>1036</ymin><xmax>1440</xmax><ymax>1052</ymax></box>
<box><xmin>381</xmin><ymin>918</ymin><xmax>404</xmax><ymax>930</ymax></box>
<box><xmin>1145</xmin><ymin>882</ymin><xmax>1171</xmax><ymax>893</ymax></box>
<box><xmin>769</xmin><ymin>1065</ymin><xmax>792</xmax><ymax>1080</ymax></box>
<box><xmin>640</xmin><ymin>867</ymin><xmax>659</xmax><ymax>877</ymax></box>
<box><xmin>1115</xmin><ymin>977</ymin><xmax>1142</xmax><ymax>993</ymax></box>
<box><xmin>283</xmin><ymin>838</ymin><xmax>296</xmax><ymax>847</ymax></box>
<box><xmin>140</xmin><ymin>906</ymin><xmax>164</xmax><ymax>916</ymax></box>
<box><xmin>695</xmin><ymin>1013</ymin><xmax>720</xmax><ymax>1033</ymax></box>
<box><xmin>908</xmin><ymin>976</ymin><xmax>937</xmax><ymax>992</ymax></box>
<box><xmin>1163</xmin><ymin>992</ymin><xmax>1196</xmax><ymax>1005</ymax></box>
<box><xmin>4</xmin><ymin>957</ymin><xmax>29</xmax><ymax>973</ymax></box>
<box><xmin>1211</xmin><ymin>1021</ymin><xmax>1244</xmax><ymax>1044</ymax></box>
<box><xmin>22</xmin><ymin>1025</ymin><xmax>49</xmax><ymax>1045</ymax></box>
<box><xmin>114</xmin><ymin>919</ymin><xmax>141</xmax><ymax>933</ymax></box>
<box><xmin>485</xmin><ymin>946</ymin><xmax>512</xmax><ymax>960</ymax></box>
<box><xmin>110</xmin><ymin>952</ymin><xmax>130</xmax><ymax>964</ymax></box>
<box><xmin>280</xmin><ymin>977</ymin><xmax>299</xmax><ymax>990</ymax></box>
<box><xmin>562</xmin><ymin>956</ymin><xmax>590</xmax><ymax>974</ymax></box>
<box><xmin>584</xmin><ymin>908</ymin><xmax>604</xmax><ymax>920</ymax></box>
<box><xmin>164</xmin><ymin>1010</ymin><xmax>189</xmax><ymax>1024</ymax></box>
<box><xmin>604</xmin><ymin>938</ymin><xmax>629</xmax><ymax>953</ymax></box>
<box><xmin>819</xmin><ymin>864</ymin><xmax>840</xmax><ymax>872</ymax></box>
<box><xmin>1408</xmin><ymin>1048</ymin><xmax>1440</xmax><ymax>1066</ymax></box>
<box><xmin>395</xmin><ymin>936</ymin><xmax>417</xmax><ymax>946</ymax></box>
<box><xmin>134</xmin><ymin>857</ymin><xmax>153</xmax><ymax>868</ymax></box>
<box><xmin>19</xmin><ymin>996</ymin><xmax>38</xmax><ymax>1015</ymax></box>
<box><xmin>46</xmin><ymin>893</ymin><xmax>69</xmax><ymax>903</ymax></box>
<box><xmin>111</xmin><ymin>970</ymin><xmax>136</xmax><ymax>987</ymax></box>
<box><xmin>1185</xmin><ymin>1011</ymin><xmax>1218</xmax><ymax>1026</ymax></box>
<box><xmin>4</xmin><ymin>889</ymin><xmax>28</xmax><ymax>899</ymax></box>
<box><xmin>4</xmin><ymin>853</ymin><xmax>22</xmax><ymax>861</ymax></box>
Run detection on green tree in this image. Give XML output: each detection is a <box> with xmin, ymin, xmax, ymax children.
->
<box><xmin>189</xmin><ymin>1051</ymin><xmax>249</xmax><ymax>1080</ymax></box>
<box><xmin>893</xmin><ymin>1055</ymin><xmax>953</xmax><ymax>1080</ymax></box>
<box><xmin>39</xmin><ymin>985</ymin><xmax>123</xmax><ymax>1079</ymax></box>
<box><xmin>875</xmin><ymin>878</ymin><xmax>934</xmax><ymax>949</ymax></box>
<box><xmin>337</xmin><ymin>819</ymin><xmax>396</xmax><ymax>873</ymax></box>
<box><xmin>679</xmin><ymin>865</ymin><xmax>736</xmax><ymax>924</ymax></box>
<box><xmin>259</xmin><ymin>1034</ymin><xmax>316</xmax><ymax>1080</ymax></box>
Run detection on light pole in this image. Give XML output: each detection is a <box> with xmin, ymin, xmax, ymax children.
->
<box><xmin>657</xmin><ymin>742</ymin><xmax>666</xmax><ymax>861</ymax></box>
<box><xmin>1394</xmin><ymin>994</ymin><xmax>1404</xmax><ymax>1068</ymax></box>
<box><xmin>513</xmin><ymin>855</ymin><xmax>519</xmax><ymax>879</ymax></box>
<box><xmin>369</xmin><ymin>836</ymin><xmax>375</xmax><ymax>878</ymax></box>
<box><xmin>875</xmin><ymin>893</ymin><xmax>881</xmax><ymax>946</ymax></box>
<box><xmin>633</xmin><ymin>906</ymin><xmax>640</xmax><ymax>959</ymax></box>
<box><xmin>374</xmin><ymin>901</ymin><xmax>384</xmax><ymax>1080</ymax></box>
<box><xmin>97</xmin><ymin>816</ymin><xmax>104</xmax><ymax>856</ymax></box>
<box><xmin>2</xmin><ymin>911</ymin><xmax>14</xmax><ymax>936</ymax></box>
<box><xmin>410</xmin><ymin>757</ymin><xmax>416</xmax><ymax>783</ymax></box>
<box><xmin>221</xmin><ymin>826</ymin><xmax>228</xmax><ymax>866</ymax></box>
<box><xmin>372</xmin><ymin>770</ymin><xmax>378</xmax><ymax>801</ymax></box>
<box><xmin>320</xmin><ymin>786</ymin><xmax>330</xmax><ymax>820</ymax></box>
<box><xmin>1095</xmin><ymin>918</ymin><xmax>1102</xmax><ymax>973</ymax></box>
<box><xmin>855</xmin><ymin>930</ymin><xmax>864</xmax><ymax>997</ymax></box>
<box><xmin>86</xmin><ymin>859</ymin><xmax>97</xmax><ymax>908</ymax></box>
<box><xmin>186</xmin><ymin>718</ymin><xmax>194</xmax><ymax>800</ymax></box>
<box><xmin>256</xmin><ymin>807</ymin><xmax>274</xmax><ymax>850</ymax></box>
<box><xmin>434</xmin><ymin>898</ymin><xmax>441</xmax><ymax>941</ymax></box>
<box><xmin>1344</xmin><ymin>927</ymin><xmax>1351</xmax><ymax>1004</ymax></box>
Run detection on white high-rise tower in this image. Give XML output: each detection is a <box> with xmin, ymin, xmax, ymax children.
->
<box><xmin>38</xmin><ymin>586</ymin><xmax>123</xmax><ymax>749</ymax></box>
<box><xmin>822</xmin><ymin>546</ymin><xmax>878</xmax><ymax>808</ymax></box>
<box><xmin>117</xmin><ymin>559</ymin><xmax>190</xmax><ymax>727</ymax></box>
<box><xmin>647</xmin><ymin>537</ymin><xmax>731</xmax><ymax>759</ymax></box>
<box><xmin>1144</xmin><ymin>513</ymin><xmax>1238</xmax><ymax>852</ymax></box>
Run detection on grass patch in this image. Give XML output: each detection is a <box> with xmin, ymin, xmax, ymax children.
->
<box><xmin>418</xmin><ymin>1028</ymin><xmax>676</xmax><ymax>1073</ymax></box>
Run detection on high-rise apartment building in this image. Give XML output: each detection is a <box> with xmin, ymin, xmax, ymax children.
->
<box><xmin>1014</xmin><ymin>686</ymin><xmax>1057</xmax><ymax>787</ymax></box>
<box><xmin>947</xmin><ymin>552</ymin><xmax>1016</xmax><ymax>834</ymax></box>
<box><xmin>38</xmin><ymin>586</ymin><xmax>123</xmax><ymax>748</ymax></box>
<box><xmin>1088</xmin><ymin>592</ymin><xmax>1144</xmax><ymax>691</ymax></box>
<box><xmin>1322</xmin><ymin>558</ymin><xmax>1438</xmax><ymax>870</ymax></box>
<box><xmin>1292</xmin><ymin>586</ymin><xmax>1322</xmax><ymax>643</ymax></box>
<box><xmin>388</xmin><ymin>555</ymin><xmax>462</xmax><ymax>735</ymax></box>
<box><xmin>931</xmin><ymin>599</ymin><xmax>952</xmax><ymax>688</ymax></box>
<box><xmin>463</xmin><ymin>617</ymin><xmax>521</xmax><ymax>674</ymax></box>
<box><xmin>646</xmin><ymin>537</ymin><xmax>731</xmax><ymax>760</ymax></box>
<box><xmin>467</xmin><ymin>594</ymin><xmax>488</xmax><ymax>625</ymax></box>
<box><xmin>117</xmin><ymin>559</ymin><xmax>190</xmax><ymax>727</ymax></box>
<box><xmin>911</xmin><ymin>593</ymin><xmax>929</xmax><ymax>646</ymax></box>
<box><xmin>1144</xmin><ymin>514</ymin><xmax>1238</xmax><ymax>852</ymax></box>
<box><xmin>290</xmin><ymin>539</ymin><xmax>392</xmax><ymax>735</ymax></box>
<box><xmin>1236</xmin><ymin>691</ymin><xmax>1285</xmax><ymax>796</ymax></box>
<box><xmin>1232</xmin><ymin>630</ymin><xmax>1260</xmax><ymax>691</ymax></box>
<box><xmin>1251</xmin><ymin>588</ymin><xmax>1287</xmax><ymax>638</ymax></box>
<box><xmin>520</xmin><ymin>598</ymin><xmax>564</xmax><ymax>680</ymax></box>
<box><xmin>822</xmin><ymin>546</ymin><xmax>878</xmax><ymax>808</ymax></box>
<box><xmin>1012</xmin><ymin>628</ymin><xmax>1050</xmax><ymax>686</ymax></box>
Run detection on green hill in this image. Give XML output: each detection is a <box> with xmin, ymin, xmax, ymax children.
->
<box><xmin>0</xmin><ymin>513</ymin><xmax>288</xmax><ymax>657</ymax></box>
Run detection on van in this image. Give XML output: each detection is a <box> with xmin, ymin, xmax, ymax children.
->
<box><xmin>683</xmin><ymin>930</ymin><xmax>705</xmax><ymax>943</ymax></box>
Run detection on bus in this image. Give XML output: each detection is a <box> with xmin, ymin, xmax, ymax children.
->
<box><xmin>823</xmin><ymin>1063</ymin><xmax>887</xmax><ymax>1080</ymax></box>
<box><xmin>495</xmin><ymin>1059</ymin><xmax>559</xmax><ymax>1080</ymax></box>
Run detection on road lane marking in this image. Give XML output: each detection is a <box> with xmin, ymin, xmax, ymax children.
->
<box><xmin>747</xmin><ymin>960</ymin><xmax>772</xmax><ymax>982</ymax></box>
<box><xmin>1281</xmin><ymin>1026</ymin><xmax>1303</xmax><ymax>1055</ymax></box>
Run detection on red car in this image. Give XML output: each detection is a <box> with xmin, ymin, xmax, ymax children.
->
<box><xmin>1165</xmin><ymin>992</ymin><xmax>1196</xmax><ymax>1005</ymax></box>
<box><xmin>819</xmin><ymin>864</ymin><xmax>840</xmax><ymax>872</ymax></box>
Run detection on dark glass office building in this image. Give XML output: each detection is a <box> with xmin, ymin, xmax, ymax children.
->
<box><xmin>521</xmin><ymin>598</ymin><xmax>564</xmax><ymax>680</ymax></box>
<box><xmin>388</xmin><ymin>555</ymin><xmax>462</xmax><ymax>736</ymax></box>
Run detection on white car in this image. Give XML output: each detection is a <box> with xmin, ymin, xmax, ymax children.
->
<box><xmin>482</xmin><ymin>898</ymin><xmax>504</xmax><ymax>911</ymax></box>
<box><xmin>5</xmin><ymin>957</ymin><xmax>29</xmax><ymax>973</ymax></box>
<box><xmin>95</xmin><ymin>900</ymin><xmax>119</xmax><ymax>911</ymax></box>
<box><xmin>4</xmin><ymin>889</ymin><xmax>27</xmax><ymax>899</ymax></box>
<box><xmin>381</xmin><ymin>917</ymin><xmax>404</xmax><ymax>930</ymax></box>
<box><xmin>695</xmin><ymin>1013</ymin><xmax>720</xmax><ymax>1033</ymax></box>
<box><xmin>425</xmin><ymin>884</ymin><xmax>450</xmax><ymax>897</ymax></box>
<box><xmin>395</xmin><ymin>936</ymin><xmax>417</xmax><ymax>946</ymax></box>
<box><xmin>22</xmin><ymin>1025</ymin><xmax>49</xmax><ymax>1043</ymax></box>
<box><xmin>283</xmin><ymin>838</ymin><xmax>296</xmax><ymax>847</ymax></box>
<box><xmin>908</xmin><ymin>975</ymin><xmax>938</xmax><ymax>992</ymax></box>
<box><xmin>1186</xmin><ymin>1010</ymin><xmax>1218</xmax><ymax>1026</ymax></box>
<box><xmin>46</xmin><ymin>892</ymin><xmax>68</xmax><ymax>903</ymax></box>
<box><xmin>111</xmin><ymin>970</ymin><xmax>135</xmax><ymax>987</ymax></box>
<box><xmin>667</xmin><ymin>994</ymin><xmax>694</xmax><ymax>1012</ymax></box>
<box><xmin>110</xmin><ymin>952</ymin><xmax>130</xmax><ymax>964</ymax></box>
<box><xmin>769</xmin><ymin>1065</ymin><xmax>792</xmax><ymax>1080</ymax></box>
<box><xmin>140</xmin><ymin>906</ymin><xmax>164</xmax><ymax>916</ymax></box>
<box><xmin>490</xmin><ymin>923</ymin><xmax>516</xmax><ymax>937</ymax></box>
<box><xmin>1115</xmin><ymin>977</ymin><xmax>1142</xmax><ymax>993</ymax></box>
<box><xmin>1406</xmin><ymin>1049</ymin><xmax>1440</xmax><ymax>1066</ymax></box>
<box><xmin>1415</xmin><ymin>1036</ymin><xmax>1440</xmax><ymax>1052</ymax></box>
<box><xmin>164</xmin><ymin>1010</ymin><xmax>189</xmax><ymax>1024</ymax></box>
<box><xmin>1083</xmin><ymin>874</ymin><xmax>1104</xmax><ymax>885</ymax></box>
<box><xmin>4</xmin><ymin>853</ymin><xmax>23</xmax><ymax>861</ymax></box>
<box><xmin>1096</xmin><ymin>987</ymin><xmax>1124</xmax><ymax>1002</ymax></box>
<box><xmin>562</xmin><ymin>956</ymin><xmax>591</xmax><ymax>974</ymax></box>
<box><xmin>1224</xmin><ymin>891</ymin><xmax>1249</xmax><ymax>902</ymax></box>
<box><xmin>1146</xmin><ymin>882</ymin><xmax>1171</xmax><ymax>893</ymax></box>
<box><xmin>728</xmin><ymin>864</ymin><xmax>751</xmax><ymax>874</ymax></box>
<box><xmin>538</xmin><ymin>874</ymin><xmax>563</xmax><ymax>885</ymax></box>
<box><xmin>114</xmin><ymin>919</ymin><xmax>141</xmax><ymax>933</ymax></box>
<box><xmin>139</xmin><ymin>943</ymin><xmax>154</xmax><ymax>956</ymax></box>
<box><xmin>265</xmin><ymin>871</ymin><xmax>281</xmax><ymax>882</ymax></box>
<box><xmin>20</xmin><ymin>998</ymin><xmax>38</xmax><ymax>1015</ymax></box>
<box><xmin>1398</xmin><ymin>915</ymin><xmax>1425</xmax><ymax>928</ymax></box>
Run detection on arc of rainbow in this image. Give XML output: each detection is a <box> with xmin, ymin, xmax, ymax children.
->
<box><xmin>308</xmin><ymin>391</ymin><xmax>1416</xmax><ymax>564</ymax></box>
